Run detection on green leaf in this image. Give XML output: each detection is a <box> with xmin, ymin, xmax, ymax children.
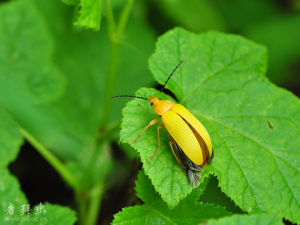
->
<box><xmin>0</xmin><ymin>5</ymin><xmax>73</xmax><ymax>221</ymax></box>
<box><xmin>2</xmin><ymin>190</ymin><xmax>77</xmax><ymax>225</ymax></box>
<box><xmin>112</xmin><ymin>170</ymin><xmax>230</xmax><ymax>225</ymax></box>
<box><xmin>62</xmin><ymin>0</ymin><xmax>124</xmax><ymax>28</ymax></box>
<box><xmin>121</xmin><ymin>28</ymin><xmax>300</xmax><ymax>223</ymax></box>
<box><xmin>206</xmin><ymin>214</ymin><xmax>283</xmax><ymax>225</ymax></box>
<box><xmin>0</xmin><ymin>0</ymin><xmax>65</xmax><ymax>105</ymax></box>
<box><xmin>135</xmin><ymin>170</ymin><xmax>210</xmax><ymax>206</ymax></box>
<box><xmin>113</xmin><ymin>204</ymin><xmax>230</xmax><ymax>225</ymax></box>
<box><xmin>122</xmin><ymin>87</ymin><xmax>252</xmax><ymax>207</ymax></box>
<box><xmin>150</xmin><ymin>30</ymin><xmax>267</xmax><ymax>102</ymax></box>
<box><xmin>0</xmin><ymin>110</ymin><xmax>23</xmax><ymax>167</ymax></box>
<box><xmin>36</xmin><ymin>0</ymin><xmax>154</xmax><ymax>142</ymax></box>
<box><xmin>75</xmin><ymin>0</ymin><xmax>102</xmax><ymax>30</ymax></box>
<box><xmin>135</xmin><ymin>169</ymin><xmax>160</xmax><ymax>205</ymax></box>
<box><xmin>0</xmin><ymin>0</ymin><xmax>70</xmax><ymax>156</ymax></box>
<box><xmin>28</xmin><ymin>204</ymin><xmax>77</xmax><ymax>225</ymax></box>
<box><xmin>0</xmin><ymin>164</ymin><xmax>77</xmax><ymax>225</ymax></box>
<box><xmin>0</xmin><ymin>0</ymin><xmax>72</xmax><ymax>159</ymax></box>
<box><xmin>0</xmin><ymin>0</ymin><xmax>155</xmax><ymax>191</ymax></box>
<box><xmin>0</xmin><ymin>0</ymin><xmax>154</xmax><ymax>162</ymax></box>
<box><xmin>0</xmin><ymin>169</ymin><xmax>27</xmax><ymax>224</ymax></box>
<box><xmin>32</xmin><ymin>0</ymin><xmax>155</xmax><ymax>168</ymax></box>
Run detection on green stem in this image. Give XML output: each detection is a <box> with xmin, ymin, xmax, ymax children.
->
<box><xmin>100</xmin><ymin>0</ymin><xmax>134</xmax><ymax>130</ymax></box>
<box><xmin>85</xmin><ymin>182</ymin><xmax>104</xmax><ymax>225</ymax></box>
<box><xmin>76</xmin><ymin>191</ymin><xmax>88</xmax><ymax>225</ymax></box>
<box><xmin>94</xmin><ymin>1</ymin><xmax>134</xmax><ymax>224</ymax></box>
<box><xmin>100</xmin><ymin>42</ymin><xmax>120</xmax><ymax>130</ymax></box>
<box><xmin>19</xmin><ymin>128</ymin><xmax>80</xmax><ymax>191</ymax></box>
<box><xmin>103</xmin><ymin>0</ymin><xmax>116</xmax><ymax>42</ymax></box>
<box><xmin>116</xmin><ymin>0</ymin><xmax>134</xmax><ymax>40</ymax></box>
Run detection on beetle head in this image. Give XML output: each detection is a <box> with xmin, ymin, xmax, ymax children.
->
<box><xmin>148</xmin><ymin>96</ymin><xmax>174</xmax><ymax>116</ymax></box>
<box><xmin>148</xmin><ymin>96</ymin><xmax>159</xmax><ymax>106</ymax></box>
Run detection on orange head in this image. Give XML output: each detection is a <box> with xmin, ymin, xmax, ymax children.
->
<box><xmin>148</xmin><ymin>96</ymin><xmax>174</xmax><ymax>116</ymax></box>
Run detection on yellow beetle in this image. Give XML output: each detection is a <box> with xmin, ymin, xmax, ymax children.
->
<box><xmin>113</xmin><ymin>61</ymin><xmax>214</xmax><ymax>187</ymax></box>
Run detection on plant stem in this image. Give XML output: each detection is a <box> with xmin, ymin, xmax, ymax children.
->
<box><xmin>76</xmin><ymin>191</ymin><xmax>88</xmax><ymax>225</ymax></box>
<box><xmin>103</xmin><ymin>0</ymin><xmax>116</xmax><ymax>42</ymax></box>
<box><xmin>116</xmin><ymin>0</ymin><xmax>134</xmax><ymax>40</ymax></box>
<box><xmin>19</xmin><ymin>128</ymin><xmax>80</xmax><ymax>192</ymax></box>
<box><xmin>100</xmin><ymin>0</ymin><xmax>134</xmax><ymax>130</ymax></box>
<box><xmin>85</xmin><ymin>182</ymin><xmax>104</xmax><ymax>225</ymax></box>
<box><xmin>91</xmin><ymin>1</ymin><xmax>134</xmax><ymax>224</ymax></box>
<box><xmin>100</xmin><ymin>42</ymin><xmax>120</xmax><ymax>130</ymax></box>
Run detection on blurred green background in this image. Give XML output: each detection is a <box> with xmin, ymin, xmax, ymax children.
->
<box><xmin>0</xmin><ymin>0</ymin><xmax>299</xmax><ymax>224</ymax></box>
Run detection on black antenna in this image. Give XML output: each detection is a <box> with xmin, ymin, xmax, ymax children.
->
<box><xmin>112</xmin><ymin>95</ymin><xmax>148</xmax><ymax>101</ymax></box>
<box><xmin>158</xmin><ymin>60</ymin><xmax>184</xmax><ymax>96</ymax></box>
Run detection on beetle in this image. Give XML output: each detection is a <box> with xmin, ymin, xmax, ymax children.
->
<box><xmin>113</xmin><ymin>61</ymin><xmax>214</xmax><ymax>187</ymax></box>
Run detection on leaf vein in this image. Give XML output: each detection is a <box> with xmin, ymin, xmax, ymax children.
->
<box><xmin>194</xmin><ymin>112</ymin><xmax>300</xmax><ymax>210</ymax></box>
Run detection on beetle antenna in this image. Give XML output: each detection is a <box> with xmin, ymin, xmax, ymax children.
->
<box><xmin>112</xmin><ymin>95</ymin><xmax>148</xmax><ymax>101</ymax></box>
<box><xmin>158</xmin><ymin>60</ymin><xmax>184</xmax><ymax>96</ymax></box>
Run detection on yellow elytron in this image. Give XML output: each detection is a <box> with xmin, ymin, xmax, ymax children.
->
<box><xmin>113</xmin><ymin>61</ymin><xmax>214</xmax><ymax>187</ymax></box>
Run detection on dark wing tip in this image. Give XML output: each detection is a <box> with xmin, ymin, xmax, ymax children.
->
<box><xmin>187</xmin><ymin>170</ymin><xmax>201</xmax><ymax>188</ymax></box>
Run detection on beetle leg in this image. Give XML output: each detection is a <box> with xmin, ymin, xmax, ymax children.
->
<box><xmin>129</xmin><ymin>117</ymin><xmax>161</xmax><ymax>145</ymax></box>
<box><xmin>169</xmin><ymin>140</ymin><xmax>186</xmax><ymax>171</ymax></box>
<box><xmin>147</xmin><ymin>124</ymin><xmax>164</xmax><ymax>161</ymax></box>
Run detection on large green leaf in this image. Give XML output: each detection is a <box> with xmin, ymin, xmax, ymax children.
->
<box><xmin>120</xmin><ymin>28</ymin><xmax>300</xmax><ymax>223</ymax></box>
<box><xmin>112</xmin><ymin>170</ymin><xmax>230</xmax><ymax>225</ymax></box>
<box><xmin>206</xmin><ymin>214</ymin><xmax>283</xmax><ymax>225</ymax></box>
<box><xmin>0</xmin><ymin>0</ymin><xmax>155</xmax><ymax>162</ymax></box>
<box><xmin>30</xmin><ymin>2</ymin><xmax>155</xmax><ymax>188</ymax></box>
<box><xmin>0</xmin><ymin>0</ymin><xmax>155</xmax><ymax>190</ymax></box>
<box><xmin>0</xmin><ymin>0</ymin><xmax>70</xmax><ymax>157</ymax></box>
<box><xmin>0</xmin><ymin>0</ymin><xmax>65</xmax><ymax>105</ymax></box>
<box><xmin>33</xmin><ymin>0</ymin><xmax>155</xmax><ymax>156</ymax></box>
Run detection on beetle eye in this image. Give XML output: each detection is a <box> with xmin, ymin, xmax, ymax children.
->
<box><xmin>151</xmin><ymin>102</ymin><xmax>153</xmax><ymax>106</ymax></box>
